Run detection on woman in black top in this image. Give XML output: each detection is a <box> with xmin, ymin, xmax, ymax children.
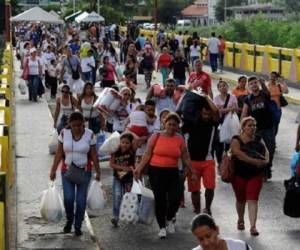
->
<box><xmin>231</xmin><ymin>116</ymin><xmax>269</xmax><ymax>237</ymax></box>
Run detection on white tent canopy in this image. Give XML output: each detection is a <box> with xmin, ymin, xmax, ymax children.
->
<box><xmin>11</xmin><ymin>7</ymin><xmax>63</xmax><ymax>24</ymax></box>
<box><xmin>49</xmin><ymin>10</ymin><xmax>60</xmax><ymax>19</ymax></box>
<box><xmin>79</xmin><ymin>12</ymin><xmax>105</xmax><ymax>23</ymax></box>
<box><xmin>75</xmin><ymin>12</ymin><xmax>89</xmax><ymax>23</ymax></box>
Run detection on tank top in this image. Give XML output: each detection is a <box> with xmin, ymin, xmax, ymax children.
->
<box><xmin>60</xmin><ymin>96</ymin><xmax>73</xmax><ymax>117</ymax></box>
<box><xmin>81</xmin><ymin>97</ymin><xmax>99</xmax><ymax>119</ymax></box>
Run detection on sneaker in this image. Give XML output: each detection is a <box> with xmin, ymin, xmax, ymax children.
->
<box><xmin>74</xmin><ymin>228</ymin><xmax>82</xmax><ymax>236</ymax></box>
<box><xmin>167</xmin><ymin>221</ymin><xmax>175</xmax><ymax>234</ymax></box>
<box><xmin>158</xmin><ymin>228</ymin><xmax>167</xmax><ymax>239</ymax></box>
<box><xmin>63</xmin><ymin>221</ymin><xmax>73</xmax><ymax>234</ymax></box>
<box><xmin>111</xmin><ymin>218</ymin><xmax>119</xmax><ymax>227</ymax></box>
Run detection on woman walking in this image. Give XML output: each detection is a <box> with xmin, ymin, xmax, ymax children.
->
<box><xmin>134</xmin><ymin>113</ymin><xmax>195</xmax><ymax>239</ymax></box>
<box><xmin>231</xmin><ymin>117</ymin><xmax>269</xmax><ymax>236</ymax></box>
<box><xmin>53</xmin><ymin>84</ymin><xmax>77</xmax><ymax>134</ymax></box>
<box><xmin>78</xmin><ymin>82</ymin><xmax>104</xmax><ymax>134</ymax></box>
<box><xmin>50</xmin><ymin>112</ymin><xmax>101</xmax><ymax>236</ymax></box>
<box><xmin>101</xmin><ymin>56</ymin><xmax>120</xmax><ymax>88</ymax></box>
<box><xmin>157</xmin><ymin>47</ymin><xmax>171</xmax><ymax>86</ymax></box>
<box><xmin>27</xmin><ymin>48</ymin><xmax>43</xmax><ymax>102</ymax></box>
<box><xmin>141</xmin><ymin>45</ymin><xmax>155</xmax><ymax>89</ymax></box>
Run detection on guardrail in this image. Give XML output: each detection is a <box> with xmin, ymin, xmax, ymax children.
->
<box><xmin>126</xmin><ymin>27</ymin><xmax>300</xmax><ymax>83</ymax></box>
<box><xmin>0</xmin><ymin>43</ymin><xmax>14</xmax><ymax>250</ymax></box>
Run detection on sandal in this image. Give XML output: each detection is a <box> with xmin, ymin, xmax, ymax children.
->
<box><xmin>250</xmin><ymin>227</ymin><xmax>259</xmax><ymax>236</ymax></box>
<box><xmin>237</xmin><ymin>221</ymin><xmax>245</xmax><ymax>231</ymax></box>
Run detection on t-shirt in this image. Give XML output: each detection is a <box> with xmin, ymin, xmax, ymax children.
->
<box><xmin>63</xmin><ymin>55</ymin><xmax>80</xmax><ymax>75</ymax></box>
<box><xmin>188</xmin><ymin>71</ymin><xmax>212</xmax><ymax>95</ymax></box>
<box><xmin>158</xmin><ymin>54</ymin><xmax>171</xmax><ymax>68</ymax></box>
<box><xmin>69</xmin><ymin>43</ymin><xmax>81</xmax><ymax>55</ymax></box>
<box><xmin>103</xmin><ymin>63</ymin><xmax>116</xmax><ymax>81</ymax></box>
<box><xmin>207</xmin><ymin>37</ymin><xmax>220</xmax><ymax>54</ymax></box>
<box><xmin>154</xmin><ymin>96</ymin><xmax>177</xmax><ymax>115</ymax></box>
<box><xmin>244</xmin><ymin>91</ymin><xmax>274</xmax><ymax>130</ymax></box>
<box><xmin>58</xmin><ymin>128</ymin><xmax>96</xmax><ymax>168</ymax></box>
<box><xmin>112</xmin><ymin>148</ymin><xmax>135</xmax><ymax>181</ymax></box>
<box><xmin>28</xmin><ymin>58</ymin><xmax>42</xmax><ymax>75</ymax></box>
<box><xmin>190</xmin><ymin>45</ymin><xmax>201</xmax><ymax>57</ymax></box>
<box><xmin>42</xmin><ymin>52</ymin><xmax>55</xmax><ymax>68</ymax></box>
<box><xmin>150</xmin><ymin>133</ymin><xmax>186</xmax><ymax>168</ymax></box>
<box><xmin>219</xmin><ymin>39</ymin><xmax>226</xmax><ymax>53</ymax></box>
<box><xmin>187</xmin><ymin>119</ymin><xmax>217</xmax><ymax>161</ymax></box>
<box><xmin>169</xmin><ymin>58</ymin><xmax>189</xmax><ymax>79</ymax></box>
<box><xmin>192</xmin><ymin>238</ymin><xmax>252</xmax><ymax>250</ymax></box>
<box><xmin>129</xmin><ymin>111</ymin><xmax>147</xmax><ymax>127</ymax></box>
<box><xmin>81</xmin><ymin>56</ymin><xmax>95</xmax><ymax>73</ymax></box>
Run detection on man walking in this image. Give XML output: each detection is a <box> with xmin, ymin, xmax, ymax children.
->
<box><xmin>207</xmin><ymin>32</ymin><xmax>220</xmax><ymax>73</ymax></box>
<box><xmin>169</xmin><ymin>49</ymin><xmax>190</xmax><ymax>86</ymax></box>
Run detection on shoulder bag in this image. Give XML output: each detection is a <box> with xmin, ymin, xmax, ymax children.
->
<box><xmin>67</xmin><ymin>57</ymin><xmax>80</xmax><ymax>80</ymax></box>
<box><xmin>21</xmin><ymin>58</ymin><xmax>29</xmax><ymax>81</ymax></box>
<box><xmin>220</xmin><ymin>149</ymin><xmax>234</xmax><ymax>183</ymax></box>
<box><xmin>278</xmin><ymin>84</ymin><xmax>288</xmax><ymax>107</ymax></box>
<box><xmin>65</xmin><ymin>133</ymin><xmax>86</xmax><ymax>185</ymax></box>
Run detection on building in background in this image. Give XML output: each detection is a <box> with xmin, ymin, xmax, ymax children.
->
<box><xmin>228</xmin><ymin>3</ymin><xmax>285</xmax><ymax>20</ymax></box>
<box><xmin>181</xmin><ymin>0</ymin><xmax>216</xmax><ymax>26</ymax></box>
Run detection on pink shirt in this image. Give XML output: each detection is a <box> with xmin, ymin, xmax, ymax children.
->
<box><xmin>104</xmin><ymin>63</ymin><xmax>116</xmax><ymax>81</ymax></box>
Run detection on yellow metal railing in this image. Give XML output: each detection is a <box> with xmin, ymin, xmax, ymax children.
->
<box><xmin>133</xmin><ymin>28</ymin><xmax>300</xmax><ymax>83</ymax></box>
<box><xmin>0</xmin><ymin>42</ymin><xmax>14</xmax><ymax>250</ymax></box>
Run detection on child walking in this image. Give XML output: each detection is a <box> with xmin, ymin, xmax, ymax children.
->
<box><xmin>110</xmin><ymin>133</ymin><xmax>136</xmax><ymax>227</ymax></box>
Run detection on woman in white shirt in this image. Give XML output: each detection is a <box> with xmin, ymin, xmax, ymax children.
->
<box><xmin>191</xmin><ymin>214</ymin><xmax>252</xmax><ymax>250</ymax></box>
<box><xmin>190</xmin><ymin>40</ymin><xmax>201</xmax><ymax>70</ymax></box>
<box><xmin>80</xmin><ymin>50</ymin><xmax>95</xmax><ymax>83</ymax></box>
<box><xmin>27</xmin><ymin>48</ymin><xmax>42</xmax><ymax>102</ymax></box>
<box><xmin>50</xmin><ymin>112</ymin><xmax>101</xmax><ymax>236</ymax></box>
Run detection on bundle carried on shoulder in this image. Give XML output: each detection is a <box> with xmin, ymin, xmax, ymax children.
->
<box><xmin>99</xmin><ymin>131</ymin><xmax>120</xmax><ymax>154</ymax></box>
<box><xmin>93</xmin><ymin>88</ymin><xmax>122</xmax><ymax>115</ymax></box>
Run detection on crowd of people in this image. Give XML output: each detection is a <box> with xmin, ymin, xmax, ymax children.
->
<box><xmin>14</xmin><ymin>21</ymin><xmax>294</xmax><ymax>249</ymax></box>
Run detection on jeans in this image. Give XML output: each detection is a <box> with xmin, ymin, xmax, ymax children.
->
<box><xmin>28</xmin><ymin>75</ymin><xmax>40</xmax><ymax>101</ymax></box>
<box><xmin>91</xmin><ymin>68</ymin><xmax>97</xmax><ymax>85</ymax></box>
<box><xmin>160</xmin><ymin>67</ymin><xmax>168</xmax><ymax>86</ymax></box>
<box><xmin>57</xmin><ymin>115</ymin><xmax>68</xmax><ymax>134</ymax></box>
<box><xmin>112</xmin><ymin>176</ymin><xmax>124</xmax><ymax>218</ymax></box>
<box><xmin>61</xmin><ymin>171</ymin><xmax>91</xmax><ymax>229</ymax></box>
<box><xmin>209</xmin><ymin>53</ymin><xmax>218</xmax><ymax>72</ymax></box>
<box><xmin>144</xmin><ymin>69</ymin><xmax>153</xmax><ymax>88</ymax></box>
<box><xmin>273</xmin><ymin>109</ymin><xmax>282</xmax><ymax>137</ymax></box>
<box><xmin>49</xmin><ymin>76</ymin><xmax>57</xmax><ymax>97</ymax></box>
<box><xmin>174</xmin><ymin>78</ymin><xmax>186</xmax><ymax>86</ymax></box>
<box><xmin>149</xmin><ymin>166</ymin><xmax>180</xmax><ymax>228</ymax></box>
<box><xmin>256</xmin><ymin>128</ymin><xmax>275</xmax><ymax>176</ymax></box>
<box><xmin>82</xmin><ymin>71</ymin><xmax>92</xmax><ymax>82</ymax></box>
<box><xmin>218</xmin><ymin>52</ymin><xmax>224</xmax><ymax>71</ymax></box>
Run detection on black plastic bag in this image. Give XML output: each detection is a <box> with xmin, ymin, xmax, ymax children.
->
<box><xmin>283</xmin><ymin>177</ymin><xmax>300</xmax><ymax>218</ymax></box>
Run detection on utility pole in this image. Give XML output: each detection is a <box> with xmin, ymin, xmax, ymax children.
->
<box><xmin>97</xmin><ymin>0</ymin><xmax>100</xmax><ymax>14</ymax></box>
<box><xmin>154</xmin><ymin>0</ymin><xmax>158</xmax><ymax>31</ymax></box>
<box><xmin>73</xmin><ymin>0</ymin><xmax>75</xmax><ymax>14</ymax></box>
<box><xmin>224</xmin><ymin>0</ymin><xmax>227</xmax><ymax>22</ymax></box>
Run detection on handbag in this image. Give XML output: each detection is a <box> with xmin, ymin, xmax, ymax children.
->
<box><xmin>220</xmin><ymin>150</ymin><xmax>234</xmax><ymax>183</ymax></box>
<box><xmin>65</xmin><ymin>136</ymin><xmax>86</xmax><ymax>185</ymax></box>
<box><xmin>67</xmin><ymin>57</ymin><xmax>80</xmax><ymax>80</ymax></box>
<box><xmin>283</xmin><ymin>177</ymin><xmax>300</xmax><ymax>218</ymax></box>
<box><xmin>278</xmin><ymin>84</ymin><xmax>288</xmax><ymax>107</ymax></box>
<box><xmin>21</xmin><ymin>58</ymin><xmax>29</xmax><ymax>81</ymax></box>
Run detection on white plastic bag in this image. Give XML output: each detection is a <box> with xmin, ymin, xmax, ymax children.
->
<box><xmin>87</xmin><ymin>181</ymin><xmax>107</xmax><ymax>216</ymax></box>
<box><xmin>99</xmin><ymin>131</ymin><xmax>120</xmax><ymax>154</ymax></box>
<box><xmin>219</xmin><ymin>112</ymin><xmax>240</xmax><ymax>144</ymax></box>
<box><xmin>40</xmin><ymin>182</ymin><xmax>64</xmax><ymax>222</ymax></box>
<box><xmin>137</xmin><ymin>180</ymin><xmax>155</xmax><ymax>225</ymax></box>
<box><xmin>131</xmin><ymin>180</ymin><xmax>142</xmax><ymax>195</ymax></box>
<box><xmin>18</xmin><ymin>81</ymin><xmax>27</xmax><ymax>95</ymax></box>
<box><xmin>48</xmin><ymin>129</ymin><xmax>58</xmax><ymax>155</ymax></box>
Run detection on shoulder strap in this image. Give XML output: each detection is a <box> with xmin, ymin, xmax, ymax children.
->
<box><xmin>67</xmin><ymin>57</ymin><xmax>75</xmax><ymax>72</ymax></box>
<box><xmin>246</xmin><ymin>243</ymin><xmax>250</xmax><ymax>250</ymax></box>
<box><xmin>278</xmin><ymin>84</ymin><xmax>282</xmax><ymax>93</ymax></box>
<box><xmin>223</xmin><ymin>94</ymin><xmax>230</xmax><ymax>108</ymax></box>
<box><xmin>151</xmin><ymin>132</ymin><xmax>161</xmax><ymax>153</ymax></box>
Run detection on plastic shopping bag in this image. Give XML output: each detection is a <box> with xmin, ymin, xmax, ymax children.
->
<box><xmin>48</xmin><ymin>129</ymin><xmax>58</xmax><ymax>155</ymax></box>
<box><xmin>219</xmin><ymin>112</ymin><xmax>240</xmax><ymax>144</ymax></box>
<box><xmin>137</xmin><ymin>180</ymin><xmax>155</xmax><ymax>225</ymax></box>
<box><xmin>87</xmin><ymin>181</ymin><xmax>107</xmax><ymax>216</ymax></box>
<box><xmin>18</xmin><ymin>81</ymin><xmax>27</xmax><ymax>95</ymax></box>
<box><xmin>96</xmin><ymin>132</ymin><xmax>111</xmax><ymax>161</ymax></box>
<box><xmin>40</xmin><ymin>182</ymin><xmax>64</xmax><ymax>222</ymax></box>
<box><xmin>116</xmin><ymin>66</ymin><xmax>123</xmax><ymax>79</ymax></box>
<box><xmin>119</xmin><ymin>192</ymin><xmax>139</xmax><ymax>224</ymax></box>
<box><xmin>290</xmin><ymin>151</ymin><xmax>299</xmax><ymax>177</ymax></box>
<box><xmin>99</xmin><ymin>131</ymin><xmax>120</xmax><ymax>154</ymax></box>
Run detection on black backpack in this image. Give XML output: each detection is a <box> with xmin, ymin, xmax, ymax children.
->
<box><xmin>283</xmin><ymin>177</ymin><xmax>300</xmax><ymax>218</ymax></box>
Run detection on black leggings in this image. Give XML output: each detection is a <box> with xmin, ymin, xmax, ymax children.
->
<box><xmin>148</xmin><ymin>166</ymin><xmax>180</xmax><ymax>228</ymax></box>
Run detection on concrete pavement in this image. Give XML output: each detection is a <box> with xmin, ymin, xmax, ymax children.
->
<box><xmin>14</xmin><ymin>58</ymin><xmax>97</xmax><ymax>249</ymax></box>
<box><xmin>13</xmin><ymin>57</ymin><xmax>300</xmax><ymax>249</ymax></box>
